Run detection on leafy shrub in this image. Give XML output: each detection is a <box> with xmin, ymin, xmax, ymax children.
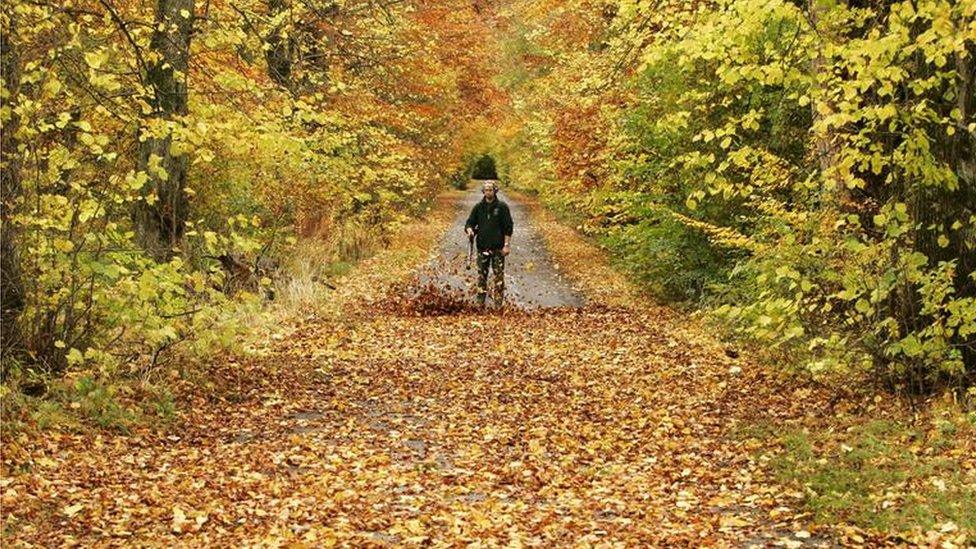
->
<box><xmin>498</xmin><ymin>0</ymin><xmax>975</xmax><ymax>392</ymax></box>
<box><xmin>601</xmin><ymin>214</ymin><xmax>727</xmax><ymax>302</ymax></box>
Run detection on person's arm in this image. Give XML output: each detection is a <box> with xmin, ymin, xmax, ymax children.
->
<box><xmin>502</xmin><ymin>203</ymin><xmax>513</xmax><ymax>255</ymax></box>
<box><xmin>464</xmin><ymin>204</ymin><xmax>478</xmax><ymax>236</ymax></box>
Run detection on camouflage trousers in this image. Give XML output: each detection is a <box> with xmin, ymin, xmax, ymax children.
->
<box><xmin>476</xmin><ymin>249</ymin><xmax>505</xmax><ymax>306</ymax></box>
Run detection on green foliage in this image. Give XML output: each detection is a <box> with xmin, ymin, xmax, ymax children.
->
<box><xmin>602</xmin><ymin>216</ymin><xmax>727</xmax><ymax>302</ymax></box>
<box><xmin>770</xmin><ymin>418</ymin><xmax>976</xmax><ymax>533</ymax></box>
<box><xmin>68</xmin><ymin>376</ymin><xmax>134</xmax><ymax>432</ymax></box>
<box><xmin>2</xmin><ymin>374</ymin><xmax>136</xmax><ymax>433</ymax></box>
<box><xmin>148</xmin><ymin>387</ymin><xmax>176</xmax><ymax>423</ymax></box>
<box><xmin>499</xmin><ymin>0</ymin><xmax>976</xmax><ymax>391</ymax></box>
<box><xmin>470</xmin><ymin>154</ymin><xmax>500</xmax><ymax>180</ymax></box>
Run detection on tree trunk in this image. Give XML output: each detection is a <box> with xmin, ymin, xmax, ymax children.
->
<box><xmin>265</xmin><ymin>0</ymin><xmax>294</xmax><ymax>90</ymax></box>
<box><xmin>133</xmin><ymin>0</ymin><xmax>194</xmax><ymax>260</ymax></box>
<box><xmin>807</xmin><ymin>0</ymin><xmax>851</xmax><ymax>206</ymax></box>
<box><xmin>953</xmin><ymin>46</ymin><xmax>975</xmax><ymax>193</ymax></box>
<box><xmin>950</xmin><ymin>44</ymin><xmax>976</xmax><ymax>376</ymax></box>
<box><xmin>1</xmin><ymin>11</ymin><xmax>25</xmax><ymax>362</ymax></box>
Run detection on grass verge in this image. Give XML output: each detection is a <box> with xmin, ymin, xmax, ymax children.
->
<box><xmin>737</xmin><ymin>395</ymin><xmax>976</xmax><ymax>543</ymax></box>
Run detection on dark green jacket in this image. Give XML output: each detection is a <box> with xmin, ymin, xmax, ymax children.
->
<box><xmin>465</xmin><ymin>198</ymin><xmax>513</xmax><ymax>251</ymax></box>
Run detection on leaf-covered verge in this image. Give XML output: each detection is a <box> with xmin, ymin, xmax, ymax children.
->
<box><xmin>765</xmin><ymin>403</ymin><xmax>976</xmax><ymax>538</ymax></box>
<box><xmin>490</xmin><ymin>0</ymin><xmax>976</xmax><ymax>395</ymax></box>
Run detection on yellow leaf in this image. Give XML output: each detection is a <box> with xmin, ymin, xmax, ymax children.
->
<box><xmin>171</xmin><ymin>506</ymin><xmax>187</xmax><ymax>534</ymax></box>
<box><xmin>405</xmin><ymin>519</ymin><xmax>424</xmax><ymax>535</ymax></box>
<box><xmin>719</xmin><ymin>515</ymin><xmax>750</xmax><ymax>528</ymax></box>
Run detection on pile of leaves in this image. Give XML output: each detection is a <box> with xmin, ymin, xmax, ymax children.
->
<box><xmin>383</xmin><ymin>276</ymin><xmax>480</xmax><ymax>317</ymax></box>
<box><xmin>378</xmin><ymin>255</ymin><xmax>517</xmax><ymax>317</ymax></box>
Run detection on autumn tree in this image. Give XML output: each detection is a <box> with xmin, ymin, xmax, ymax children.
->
<box><xmin>0</xmin><ymin>0</ymin><xmax>505</xmax><ymax>379</ymax></box>
<box><xmin>132</xmin><ymin>0</ymin><xmax>195</xmax><ymax>259</ymax></box>
<box><xmin>1</xmin><ymin>6</ymin><xmax>24</xmax><ymax>360</ymax></box>
<box><xmin>495</xmin><ymin>0</ymin><xmax>975</xmax><ymax>390</ymax></box>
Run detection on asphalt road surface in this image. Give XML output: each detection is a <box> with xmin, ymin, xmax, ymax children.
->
<box><xmin>426</xmin><ymin>184</ymin><xmax>585</xmax><ymax>309</ymax></box>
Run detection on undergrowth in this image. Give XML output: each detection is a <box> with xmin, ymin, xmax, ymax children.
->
<box><xmin>749</xmin><ymin>402</ymin><xmax>976</xmax><ymax>537</ymax></box>
<box><xmin>0</xmin><ymin>195</ymin><xmax>452</xmax><ymax>436</ymax></box>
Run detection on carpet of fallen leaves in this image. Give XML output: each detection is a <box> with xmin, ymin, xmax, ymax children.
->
<box><xmin>0</xmin><ymin>192</ymin><xmax>928</xmax><ymax>546</ymax></box>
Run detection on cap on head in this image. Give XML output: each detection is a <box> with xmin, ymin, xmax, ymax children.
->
<box><xmin>482</xmin><ymin>181</ymin><xmax>498</xmax><ymax>192</ymax></box>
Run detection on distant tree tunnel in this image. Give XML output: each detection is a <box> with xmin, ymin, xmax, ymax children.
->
<box><xmin>470</xmin><ymin>154</ymin><xmax>498</xmax><ymax>180</ymax></box>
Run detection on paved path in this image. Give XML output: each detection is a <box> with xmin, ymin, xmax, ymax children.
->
<box><xmin>428</xmin><ymin>184</ymin><xmax>584</xmax><ymax>309</ymax></box>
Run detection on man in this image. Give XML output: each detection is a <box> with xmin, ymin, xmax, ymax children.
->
<box><xmin>465</xmin><ymin>181</ymin><xmax>513</xmax><ymax>307</ymax></box>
